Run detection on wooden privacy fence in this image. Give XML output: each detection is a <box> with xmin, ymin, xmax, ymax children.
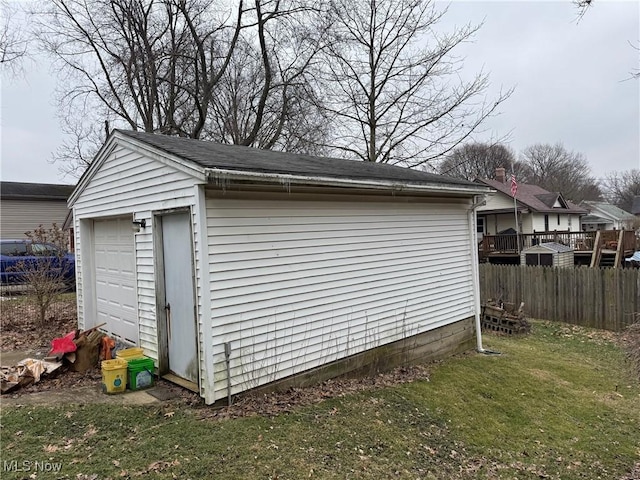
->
<box><xmin>479</xmin><ymin>264</ymin><xmax>640</xmax><ymax>331</ymax></box>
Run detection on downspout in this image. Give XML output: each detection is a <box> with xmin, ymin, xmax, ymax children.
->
<box><xmin>468</xmin><ymin>196</ymin><xmax>488</xmax><ymax>353</ymax></box>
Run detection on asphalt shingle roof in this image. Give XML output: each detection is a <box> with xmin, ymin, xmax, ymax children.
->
<box><xmin>476</xmin><ymin>178</ymin><xmax>587</xmax><ymax>214</ymax></box>
<box><xmin>582</xmin><ymin>201</ymin><xmax>634</xmax><ymax>221</ymax></box>
<box><xmin>1</xmin><ymin>182</ymin><xmax>74</xmax><ymax>200</ymax></box>
<box><xmin>117</xmin><ymin>130</ymin><xmax>485</xmax><ymax>190</ymax></box>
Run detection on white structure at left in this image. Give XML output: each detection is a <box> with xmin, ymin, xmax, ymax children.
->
<box><xmin>69</xmin><ymin>130</ymin><xmax>493</xmax><ymax>404</ymax></box>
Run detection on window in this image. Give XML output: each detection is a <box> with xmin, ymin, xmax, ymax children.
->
<box><xmin>30</xmin><ymin>243</ymin><xmax>59</xmax><ymax>256</ymax></box>
<box><xmin>557</xmin><ymin>214</ymin><xmax>560</xmax><ymax>226</ymax></box>
<box><xmin>0</xmin><ymin>242</ymin><xmax>28</xmax><ymax>256</ymax></box>
<box><xmin>525</xmin><ymin>253</ymin><xmax>553</xmax><ymax>266</ymax></box>
<box><xmin>477</xmin><ymin>217</ymin><xmax>484</xmax><ymax>235</ymax></box>
<box><xmin>540</xmin><ymin>253</ymin><xmax>553</xmax><ymax>266</ymax></box>
<box><xmin>544</xmin><ymin>215</ymin><xmax>549</xmax><ymax>231</ymax></box>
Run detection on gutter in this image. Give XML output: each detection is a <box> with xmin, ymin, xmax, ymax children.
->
<box><xmin>204</xmin><ymin>168</ymin><xmax>493</xmax><ymax>196</ymax></box>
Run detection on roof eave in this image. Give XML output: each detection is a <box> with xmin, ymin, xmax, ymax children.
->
<box><xmin>68</xmin><ymin>131</ymin><xmax>207</xmax><ymax>207</ymax></box>
<box><xmin>204</xmin><ymin>168</ymin><xmax>493</xmax><ymax>197</ymax></box>
<box><xmin>2</xmin><ymin>195</ymin><xmax>70</xmax><ymax>201</ymax></box>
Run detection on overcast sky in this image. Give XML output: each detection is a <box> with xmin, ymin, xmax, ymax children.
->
<box><xmin>0</xmin><ymin>0</ymin><xmax>639</xmax><ymax>185</ymax></box>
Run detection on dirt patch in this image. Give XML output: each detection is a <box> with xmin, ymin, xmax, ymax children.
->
<box><xmin>620</xmin><ymin>462</ymin><xmax>640</xmax><ymax>480</ymax></box>
<box><xmin>194</xmin><ymin>364</ymin><xmax>431</xmax><ymax>421</ymax></box>
<box><xmin>1</xmin><ymin>296</ymin><xmax>77</xmax><ymax>351</ymax></box>
<box><xmin>1</xmin><ymin>294</ymin><xmax>102</xmax><ymax>396</ymax></box>
<box><xmin>2</xmin><ymin>292</ymin><xmax>433</xmax><ymax>410</ymax></box>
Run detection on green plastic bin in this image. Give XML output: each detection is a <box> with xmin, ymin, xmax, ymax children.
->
<box><xmin>127</xmin><ymin>357</ymin><xmax>155</xmax><ymax>390</ymax></box>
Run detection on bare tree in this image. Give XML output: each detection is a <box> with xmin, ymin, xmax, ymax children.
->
<box><xmin>0</xmin><ymin>0</ymin><xmax>30</xmax><ymax>73</ymax></box>
<box><xmin>601</xmin><ymin>169</ymin><xmax>640</xmax><ymax>213</ymax></box>
<box><xmin>206</xmin><ymin>1</ymin><xmax>330</xmax><ymax>153</ymax></box>
<box><xmin>573</xmin><ymin>0</ymin><xmax>592</xmax><ymax>22</ymax></box>
<box><xmin>319</xmin><ymin>0</ymin><xmax>512</xmax><ymax>167</ymax></box>
<box><xmin>34</xmin><ymin>0</ymin><xmax>244</xmax><ymax>138</ymax></box>
<box><xmin>12</xmin><ymin>224</ymin><xmax>74</xmax><ymax>326</ymax></box>
<box><xmin>519</xmin><ymin>143</ymin><xmax>602</xmax><ymax>202</ymax></box>
<box><xmin>31</xmin><ymin>0</ymin><xmax>329</xmax><ymax>176</ymax></box>
<box><xmin>437</xmin><ymin>142</ymin><xmax>517</xmax><ymax>181</ymax></box>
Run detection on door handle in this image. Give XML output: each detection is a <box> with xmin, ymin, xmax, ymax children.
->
<box><xmin>165</xmin><ymin>303</ymin><xmax>171</xmax><ymax>340</ymax></box>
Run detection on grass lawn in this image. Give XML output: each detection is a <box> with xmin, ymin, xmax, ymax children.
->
<box><xmin>1</xmin><ymin>321</ymin><xmax>639</xmax><ymax>479</ymax></box>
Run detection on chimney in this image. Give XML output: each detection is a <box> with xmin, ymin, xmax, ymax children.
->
<box><xmin>495</xmin><ymin>167</ymin><xmax>506</xmax><ymax>183</ymax></box>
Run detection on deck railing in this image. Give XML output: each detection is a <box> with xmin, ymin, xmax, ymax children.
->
<box><xmin>480</xmin><ymin>230</ymin><xmax>636</xmax><ymax>257</ymax></box>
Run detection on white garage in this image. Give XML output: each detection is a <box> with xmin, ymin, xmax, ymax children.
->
<box><xmin>69</xmin><ymin>130</ymin><xmax>492</xmax><ymax>404</ymax></box>
<box><xmin>93</xmin><ymin>217</ymin><xmax>138</xmax><ymax>344</ymax></box>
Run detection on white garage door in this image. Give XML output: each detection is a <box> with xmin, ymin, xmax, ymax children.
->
<box><xmin>94</xmin><ymin>217</ymin><xmax>138</xmax><ymax>343</ymax></box>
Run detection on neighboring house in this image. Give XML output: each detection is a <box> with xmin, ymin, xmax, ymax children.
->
<box><xmin>0</xmin><ymin>182</ymin><xmax>74</xmax><ymax>239</ymax></box>
<box><xmin>69</xmin><ymin>130</ymin><xmax>492</xmax><ymax>405</ymax></box>
<box><xmin>475</xmin><ymin>169</ymin><xmax>588</xmax><ymax>236</ymax></box>
<box><xmin>579</xmin><ymin>201</ymin><xmax>635</xmax><ymax>231</ymax></box>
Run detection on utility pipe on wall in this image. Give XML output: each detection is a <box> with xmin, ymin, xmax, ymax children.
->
<box><xmin>468</xmin><ymin>196</ymin><xmax>487</xmax><ymax>353</ymax></box>
<box><xmin>224</xmin><ymin>342</ymin><xmax>232</xmax><ymax>406</ymax></box>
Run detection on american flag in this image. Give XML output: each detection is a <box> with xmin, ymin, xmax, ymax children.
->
<box><xmin>510</xmin><ymin>174</ymin><xmax>517</xmax><ymax>197</ymax></box>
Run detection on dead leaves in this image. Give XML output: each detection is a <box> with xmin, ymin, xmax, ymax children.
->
<box><xmin>198</xmin><ymin>365</ymin><xmax>430</xmax><ymax>421</ymax></box>
<box><xmin>126</xmin><ymin>459</ymin><xmax>181</xmax><ymax>477</ymax></box>
<box><xmin>141</xmin><ymin>459</ymin><xmax>180</xmax><ymax>474</ymax></box>
<box><xmin>1</xmin><ymin>296</ymin><xmax>77</xmax><ymax>350</ymax></box>
<box><xmin>43</xmin><ymin>437</ymin><xmax>74</xmax><ymax>453</ymax></box>
<box><xmin>73</xmin><ymin>459</ymin><xmax>182</xmax><ymax>479</ymax></box>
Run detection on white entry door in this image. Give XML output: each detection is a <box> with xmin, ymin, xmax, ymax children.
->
<box><xmin>94</xmin><ymin>217</ymin><xmax>138</xmax><ymax>343</ymax></box>
<box><xmin>161</xmin><ymin>212</ymin><xmax>198</xmax><ymax>383</ymax></box>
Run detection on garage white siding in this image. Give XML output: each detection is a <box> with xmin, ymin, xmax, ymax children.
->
<box><xmin>206</xmin><ymin>193</ymin><xmax>474</xmax><ymax>401</ymax></box>
<box><xmin>73</xmin><ymin>144</ymin><xmax>202</xmax><ymax>361</ymax></box>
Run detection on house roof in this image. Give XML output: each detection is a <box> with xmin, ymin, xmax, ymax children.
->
<box><xmin>113</xmin><ymin>130</ymin><xmax>490</xmax><ymax>194</ymax></box>
<box><xmin>581</xmin><ymin>201</ymin><xmax>634</xmax><ymax>221</ymax></box>
<box><xmin>475</xmin><ymin>178</ymin><xmax>588</xmax><ymax>214</ymax></box>
<box><xmin>1</xmin><ymin>181</ymin><xmax>75</xmax><ymax>201</ymax></box>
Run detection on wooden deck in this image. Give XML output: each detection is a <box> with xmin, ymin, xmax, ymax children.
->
<box><xmin>479</xmin><ymin>230</ymin><xmax>636</xmax><ymax>267</ymax></box>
